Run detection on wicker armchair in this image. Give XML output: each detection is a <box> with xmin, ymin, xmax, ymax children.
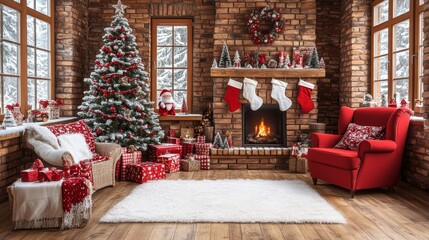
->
<box><xmin>23</xmin><ymin>121</ymin><xmax>122</xmax><ymax>191</ymax></box>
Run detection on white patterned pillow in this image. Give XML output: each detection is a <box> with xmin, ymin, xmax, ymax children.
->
<box><xmin>334</xmin><ymin>123</ymin><xmax>385</xmax><ymax>150</ymax></box>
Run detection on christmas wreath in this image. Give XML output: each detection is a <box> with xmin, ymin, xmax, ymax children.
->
<box><xmin>247</xmin><ymin>6</ymin><xmax>285</xmax><ymax>45</ymax></box>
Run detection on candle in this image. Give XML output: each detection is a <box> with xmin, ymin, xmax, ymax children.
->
<box><xmin>279</xmin><ymin>51</ymin><xmax>284</xmax><ymax>57</ymax></box>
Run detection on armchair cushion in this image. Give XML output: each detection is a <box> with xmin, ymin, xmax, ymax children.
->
<box><xmin>358</xmin><ymin>140</ymin><xmax>396</xmax><ymax>158</ymax></box>
<box><xmin>308</xmin><ymin>148</ymin><xmax>360</xmax><ymax>170</ymax></box>
<box><xmin>58</xmin><ymin>133</ymin><xmax>93</xmax><ymax>163</ymax></box>
<box><xmin>334</xmin><ymin>123</ymin><xmax>385</xmax><ymax>150</ymax></box>
<box><xmin>47</xmin><ymin>120</ymin><xmax>96</xmax><ymax>153</ymax></box>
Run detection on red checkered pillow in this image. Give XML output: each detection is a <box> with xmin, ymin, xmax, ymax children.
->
<box><xmin>334</xmin><ymin>123</ymin><xmax>385</xmax><ymax>150</ymax></box>
<box><xmin>47</xmin><ymin>120</ymin><xmax>95</xmax><ymax>153</ymax></box>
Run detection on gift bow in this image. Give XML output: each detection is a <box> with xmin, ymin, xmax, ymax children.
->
<box><xmin>31</xmin><ymin>159</ymin><xmax>45</xmax><ymax>171</ymax></box>
<box><xmin>5</xmin><ymin>102</ymin><xmax>19</xmax><ymax>111</ymax></box>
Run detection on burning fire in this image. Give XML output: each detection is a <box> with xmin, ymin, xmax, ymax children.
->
<box><xmin>255</xmin><ymin>118</ymin><xmax>271</xmax><ymax>138</ymax></box>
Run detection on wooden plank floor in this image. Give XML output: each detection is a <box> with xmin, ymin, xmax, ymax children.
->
<box><xmin>1</xmin><ymin>170</ymin><xmax>429</xmax><ymax>240</ymax></box>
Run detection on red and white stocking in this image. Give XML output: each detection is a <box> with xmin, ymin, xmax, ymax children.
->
<box><xmin>223</xmin><ymin>79</ymin><xmax>243</xmax><ymax>112</ymax></box>
<box><xmin>297</xmin><ymin>79</ymin><xmax>315</xmax><ymax>114</ymax></box>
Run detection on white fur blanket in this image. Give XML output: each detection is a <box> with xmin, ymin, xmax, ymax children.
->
<box><xmin>25</xmin><ymin>125</ymin><xmax>71</xmax><ymax>166</ymax></box>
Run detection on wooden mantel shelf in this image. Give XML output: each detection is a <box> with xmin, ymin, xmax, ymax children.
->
<box><xmin>210</xmin><ymin>68</ymin><xmax>326</xmax><ymax>78</ymax></box>
<box><xmin>158</xmin><ymin>114</ymin><xmax>202</xmax><ymax>121</ymax></box>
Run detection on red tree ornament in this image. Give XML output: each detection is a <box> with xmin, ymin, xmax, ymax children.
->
<box><xmin>110</xmin><ymin>106</ymin><xmax>116</xmax><ymax>112</ymax></box>
<box><xmin>96</xmin><ymin>128</ymin><xmax>102</xmax><ymax>135</ymax></box>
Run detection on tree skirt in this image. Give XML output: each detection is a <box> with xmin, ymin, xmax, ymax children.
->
<box><xmin>100</xmin><ymin>179</ymin><xmax>345</xmax><ymax>224</ymax></box>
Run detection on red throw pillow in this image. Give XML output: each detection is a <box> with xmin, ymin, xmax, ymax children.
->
<box><xmin>47</xmin><ymin>120</ymin><xmax>96</xmax><ymax>153</ymax></box>
<box><xmin>334</xmin><ymin>123</ymin><xmax>385</xmax><ymax>150</ymax></box>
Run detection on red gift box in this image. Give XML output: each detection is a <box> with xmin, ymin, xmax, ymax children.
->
<box><xmin>118</xmin><ymin>147</ymin><xmax>142</xmax><ymax>180</ymax></box>
<box><xmin>195</xmin><ymin>143</ymin><xmax>212</xmax><ymax>156</ymax></box>
<box><xmin>194</xmin><ymin>154</ymin><xmax>210</xmax><ymax>170</ymax></box>
<box><xmin>196</xmin><ymin>136</ymin><xmax>206</xmax><ymax>144</ymax></box>
<box><xmin>181</xmin><ymin>143</ymin><xmax>195</xmax><ymax>158</ymax></box>
<box><xmin>147</xmin><ymin>144</ymin><xmax>182</xmax><ymax>162</ymax></box>
<box><xmin>38</xmin><ymin>169</ymin><xmax>53</xmax><ymax>182</ymax></box>
<box><xmin>158</xmin><ymin>154</ymin><xmax>181</xmax><ymax>173</ymax></box>
<box><xmin>20</xmin><ymin>169</ymin><xmax>39</xmax><ymax>182</ymax></box>
<box><xmin>168</xmin><ymin>130</ymin><xmax>176</xmax><ymax>137</ymax></box>
<box><xmin>167</xmin><ymin>136</ymin><xmax>181</xmax><ymax>144</ymax></box>
<box><xmin>51</xmin><ymin>168</ymin><xmax>64</xmax><ymax>181</ymax></box>
<box><xmin>125</xmin><ymin>162</ymin><xmax>166</xmax><ymax>183</ymax></box>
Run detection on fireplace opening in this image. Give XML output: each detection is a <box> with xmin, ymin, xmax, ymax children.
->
<box><xmin>242</xmin><ymin>104</ymin><xmax>286</xmax><ymax>147</ymax></box>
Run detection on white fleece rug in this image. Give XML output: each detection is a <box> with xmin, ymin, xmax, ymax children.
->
<box><xmin>100</xmin><ymin>180</ymin><xmax>345</xmax><ymax>224</ymax></box>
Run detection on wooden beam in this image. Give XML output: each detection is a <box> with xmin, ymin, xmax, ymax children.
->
<box><xmin>210</xmin><ymin>68</ymin><xmax>326</xmax><ymax>78</ymax></box>
<box><xmin>158</xmin><ymin>114</ymin><xmax>202</xmax><ymax>121</ymax></box>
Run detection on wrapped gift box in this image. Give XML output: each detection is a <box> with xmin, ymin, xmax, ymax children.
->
<box><xmin>180</xmin><ymin>158</ymin><xmax>200</xmax><ymax>171</ymax></box>
<box><xmin>195</xmin><ymin>143</ymin><xmax>212</xmax><ymax>156</ymax></box>
<box><xmin>20</xmin><ymin>169</ymin><xmax>38</xmax><ymax>182</ymax></box>
<box><xmin>167</xmin><ymin>136</ymin><xmax>181</xmax><ymax>144</ymax></box>
<box><xmin>51</xmin><ymin>168</ymin><xmax>63</xmax><ymax>181</ymax></box>
<box><xmin>125</xmin><ymin>162</ymin><xmax>166</xmax><ymax>183</ymax></box>
<box><xmin>118</xmin><ymin>147</ymin><xmax>142</xmax><ymax>180</ymax></box>
<box><xmin>196</xmin><ymin>136</ymin><xmax>206</xmax><ymax>144</ymax></box>
<box><xmin>194</xmin><ymin>155</ymin><xmax>210</xmax><ymax>170</ymax></box>
<box><xmin>182</xmin><ymin>143</ymin><xmax>195</xmax><ymax>158</ymax></box>
<box><xmin>158</xmin><ymin>153</ymin><xmax>181</xmax><ymax>173</ymax></box>
<box><xmin>38</xmin><ymin>169</ymin><xmax>53</xmax><ymax>182</ymax></box>
<box><xmin>147</xmin><ymin>144</ymin><xmax>182</xmax><ymax>162</ymax></box>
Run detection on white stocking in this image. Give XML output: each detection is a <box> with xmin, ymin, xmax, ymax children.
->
<box><xmin>271</xmin><ymin>78</ymin><xmax>292</xmax><ymax>111</ymax></box>
<box><xmin>243</xmin><ymin>78</ymin><xmax>263</xmax><ymax>111</ymax></box>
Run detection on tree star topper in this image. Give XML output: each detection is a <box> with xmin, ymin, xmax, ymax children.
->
<box><xmin>113</xmin><ymin>0</ymin><xmax>127</xmax><ymax>16</ymax></box>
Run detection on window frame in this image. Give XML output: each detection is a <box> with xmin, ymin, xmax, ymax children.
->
<box><xmin>1</xmin><ymin>0</ymin><xmax>54</xmax><ymax>113</ymax></box>
<box><xmin>371</xmin><ymin>0</ymin><xmax>423</xmax><ymax>108</ymax></box>
<box><xmin>150</xmin><ymin>18</ymin><xmax>193</xmax><ymax>111</ymax></box>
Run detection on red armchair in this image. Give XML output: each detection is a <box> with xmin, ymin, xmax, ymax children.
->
<box><xmin>307</xmin><ymin>106</ymin><xmax>413</xmax><ymax>197</ymax></box>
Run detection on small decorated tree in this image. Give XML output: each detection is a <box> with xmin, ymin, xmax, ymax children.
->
<box><xmin>319</xmin><ymin>57</ymin><xmax>325</xmax><ymax>69</ymax></box>
<box><xmin>223</xmin><ymin>137</ymin><xmax>230</xmax><ymax>148</ymax></box>
<box><xmin>233</xmin><ymin>50</ymin><xmax>241</xmax><ymax>68</ymax></box>
<box><xmin>218</xmin><ymin>42</ymin><xmax>232</xmax><ymax>68</ymax></box>
<box><xmin>284</xmin><ymin>54</ymin><xmax>291</xmax><ymax>69</ymax></box>
<box><xmin>3</xmin><ymin>109</ymin><xmax>17</xmax><ymax>127</ymax></box>
<box><xmin>78</xmin><ymin>0</ymin><xmax>164</xmax><ymax>150</ymax></box>
<box><xmin>309</xmin><ymin>47</ymin><xmax>320</xmax><ymax>68</ymax></box>
<box><xmin>181</xmin><ymin>98</ymin><xmax>188</xmax><ymax>114</ymax></box>
<box><xmin>213</xmin><ymin>132</ymin><xmax>223</xmax><ymax>148</ymax></box>
<box><xmin>212</xmin><ymin>59</ymin><xmax>218</xmax><ymax>68</ymax></box>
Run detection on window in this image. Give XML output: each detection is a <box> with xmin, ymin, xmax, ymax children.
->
<box><xmin>151</xmin><ymin>19</ymin><xmax>192</xmax><ymax>110</ymax></box>
<box><xmin>371</xmin><ymin>0</ymin><xmax>424</xmax><ymax>108</ymax></box>
<box><xmin>0</xmin><ymin>0</ymin><xmax>53</xmax><ymax>113</ymax></box>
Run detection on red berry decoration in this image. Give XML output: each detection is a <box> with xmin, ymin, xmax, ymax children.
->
<box><xmin>96</xmin><ymin>128</ymin><xmax>102</xmax><ymax>135</ymax></box>
<box><xmin>129</xmin><ymin>134</ymin><xmax>133</xmax><ymax>139</ymax></box>
<box><xmin>110</xmin><ymin>106</ymin><xmax>116</xmax><ymax>112</ymax></box>
<box><xmin>108</xmin><ymin>35</ymin><xmax>113</xmax><ymax>39</ymax></box>
<box><xmin>117</xmin><ymin>52</ymin><xmax>123</xmax><ymax>57</ymax></box>
<box><xmin>136</xmin><ymin>106</ymin><xmax>141</xmax><ymax>111</ymax></box>
<box><xmin>121</xmin><ymin>28</ymin><xmax>125</xmax><ymax>33</ymax></box>
<box><xmin>247</xmin><ymin>6</ymin><xmax>284</xmax><ymax>45</ymax></box>
<box><xmin>103</xmin><ymin>93</ymin><xmax>108</xmax><ymax>97</ymax></box>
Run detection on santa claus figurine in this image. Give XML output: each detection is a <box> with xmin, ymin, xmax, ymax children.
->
<box><xmin>158</xmin><ymin>89</ymin><xmax>177</xmax><ymax>116</ymax></box>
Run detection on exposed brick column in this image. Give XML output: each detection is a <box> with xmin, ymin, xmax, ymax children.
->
<box><xmin>339</xmin><ymin>0</ymin><xmax>371</xmax><ymax>108</ymax></box>
<box><xmin>55</xmin><ymin>0</ymin><xmax>89</xmax><ymax>116</ymax></box>
<box><xmin>423</xmin><ymin>1</ymin><xmax>429</xmax><ymax>122</ymax></box>
<box><xmin>316</xmin><ymin>0</ymin><xmax>341</xmax><ymax>133</ymax></box>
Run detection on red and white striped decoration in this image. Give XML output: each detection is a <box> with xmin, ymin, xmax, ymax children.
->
<box><xmin>195</xmin><ymin>143</ymin><xmax>212</xmax><ymax>156</ymax></box>
<box><xmin>194</xmin><ymin>154</ymin><xmax>210</xmax><ymax>170</ymax></box>
<box><xmin>196</xmin><ymin>136</ymin><xmax>206</xmax><ymax>144</ymax></box>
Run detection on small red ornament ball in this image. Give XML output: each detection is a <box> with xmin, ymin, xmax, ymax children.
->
<box><xmin>121</xmin><ymin>28</ymin><xmax>125</xmax><ymax>33</ymax></box>
<box><xmin>129</xmin><ymin>134</ymin><xmax>133</xmax><ymax>139</ymax></box>
<box><xmin>117</xmin><ymin>52</ymin><xmax>123</xmax><ymax>57</ymax></box>
<box><xmin>96</xmin><ymin>128</ymin><xmax>102</xmax><ymax>135</ymax></box>
<box><xmin>110</xmin><ymin>106</ymin><xmax>116</xmax><ymax>112</ymax></box>
<box><xmin>103</xmin><ymin>93</ymin><xmax>108</xmax><ymax>97</ymax></box>
<box><xmin>108</xmin><ymin>35</ymin><xmax>113</xmax><ymax>39</ymax></box>
<box><xmin>269</xmin><ymin>38</ymin><xmax>274</xmax><ymax>43</ymax></box>
<box><xmin>106</xmin><ymin>80</ymin><xmax>111</xmax><ymax>84</ymax></box>
<box><xmin>136</xmin><ymin>106</ymin><xmax>141</xmax><ymax>111</ymax></box>
<box><xmin>119</xmin><ymin>128</ymin><xmax>123</xmax><ymax>133</ymax></box>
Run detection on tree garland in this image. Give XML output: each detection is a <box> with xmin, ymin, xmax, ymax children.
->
<box><xmin>247</xmin><ymin>6</ymin><xmax>285</xmax><ymax>45</ymax></box>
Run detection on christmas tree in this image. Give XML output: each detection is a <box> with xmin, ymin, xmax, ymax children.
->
<box><xmin>78</xmin><ymin>0</ymin><xmax>164</xmax><ymax>150</ymax></box>
<box><xmin>212</xmin><ymin>59</ymin><xmax>218</xmax><ymax>68</ymax></box>
<box><xmin>319</xmin><ymin>57</ymin><xmax>325</xmax><ymax>69</ymax></box>
<box><xmin>213</xmin><ymin>132</ymin><xmax>223</xmax><ymax>148</ymax></box>
<box><xmin>223</xmin><ymin>137</ymin><xmax>230</xmax><ymax>148</ymax></box>
<box><xmin>181</xmin><ymin>98</ymin><xmax>188</xmax><ymax>114</ymax></box>
<box><xmin>218</xmin><ymin>42</ymin><xmax>232</xmax><ymax>68</ymax></box>
<box><xmin>3</xmin><ymin>109</ymin><xmax>17</xmax><ymax>127</ymax></box>
<box><xmin>233</xmin><ymin>50</ymin><xmax>241</xmax><ymax>68</ymax></box>
<box><xmin>309</xmin><ymin>47</ymin><xmax>320</xmax><ymax>68</ymax></box>
<box><xmin>283</xmin><ymin>54</ymin><xmax>291</xmax><ymax>69</ymax></box>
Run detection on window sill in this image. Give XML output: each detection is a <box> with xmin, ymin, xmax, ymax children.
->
<box><xmin>0</xmin><ymin>117</ymin><xmax>78</xmax><ymax>140</ymax></box>
<box><xmin>158</xmin><ymin>114</ymin><xmax>202</xmax><ymax>121</ymax></box>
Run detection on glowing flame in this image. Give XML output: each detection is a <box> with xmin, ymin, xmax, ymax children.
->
<box><xmin>255</xmin><ymin>118</ymin><xmax>271</xmax><ymax>138</ymax></box>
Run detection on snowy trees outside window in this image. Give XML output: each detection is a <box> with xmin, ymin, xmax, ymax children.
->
<box><xmin>153</xmin><ymin>19</ymin><xmax>192</xmax><ymax>110</ymax></box>
<box><xmin>0</xmin><ymin>1</ymin><xmax>51</xmax><ymax>112</ymax></box>
<box><xmin>372</xmin><ymin>0</ymin><xmax>424</xmax><ymax>108</ymax></box>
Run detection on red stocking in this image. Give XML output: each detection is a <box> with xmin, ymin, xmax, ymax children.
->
<box><xmin>223</xmin><ymin>79</ymin><xmax>243</xmax><ymax>112</ymax></box>
<box><xmin>297</xmin><ymin>79</ymin><xmax>315</xmax><ymax>114</ymax></box>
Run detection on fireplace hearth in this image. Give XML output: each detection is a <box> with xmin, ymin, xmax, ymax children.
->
<box><xmin>242</xmin><ymin>104</ymin><xmax>286</xmax><ymax>147</ymax></box>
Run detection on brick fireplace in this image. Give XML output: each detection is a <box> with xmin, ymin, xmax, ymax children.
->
<box><xmin>210</xmin><ymin>76</ymin><xmax>319</xmax><ymax>170</ymax></box>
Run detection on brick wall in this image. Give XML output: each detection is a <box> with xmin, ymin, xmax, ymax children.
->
<box><xmin>87</xmin><ymin>0</ymin><xmax>215</xmax><ymax>114</ymax></box>
<box><xmin>55</xmin><ymin>0</ymin><xmax>89</xmax><ymax>116</ymax></box>
<box><xmin>316</xmin><ymin>0</ymin><xmax>340</xmax><ymax>133</ymax></box>
<box><xmin>339</xmin><ymin>0</ymin><xmax>371</xmax><ymax>108</ymax></box>
<box><xmin>212</xmin><ymin>0</ymin><xmax>319</xmax><ymax>146</ymax></box>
